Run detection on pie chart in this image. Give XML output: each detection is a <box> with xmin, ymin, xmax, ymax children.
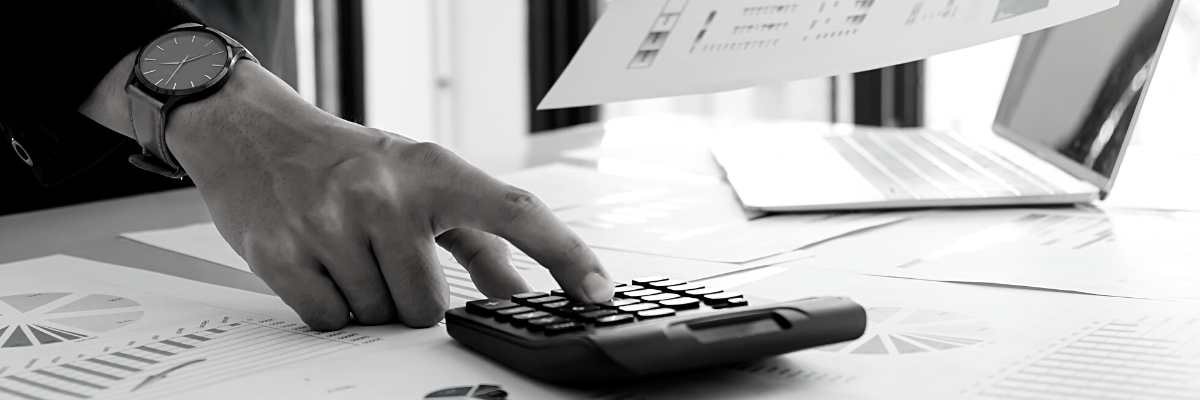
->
<box><xmin>817</xmin><ymin>306</ymin><xmax>993</xmax><ymax>355</ymax></box>
<box><xmin>0</xmin><ymin>293</ymin><xmax>144</xmax><ymax>349</ymax></box>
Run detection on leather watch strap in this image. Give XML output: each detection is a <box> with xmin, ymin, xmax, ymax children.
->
<box><xmin>125</xmin><ymin>25</ymin><xmax>258</xmax><ymax>179</ymax></box>
<box><xmin>126</xmin><ymin>85</ymin><xmax>185</xmax><ymax>178</ymax></box>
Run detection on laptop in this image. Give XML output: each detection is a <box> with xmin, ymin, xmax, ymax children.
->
<box><xmin>711</xmin><ymin>0</ymin><xmax>1180</xmax><ymax>213</ymax></box>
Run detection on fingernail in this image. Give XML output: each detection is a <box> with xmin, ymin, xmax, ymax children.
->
<box><xmin>582</xmin><ymin>272</ymin><xmax>614</xmax><ymax>303</ymax></box>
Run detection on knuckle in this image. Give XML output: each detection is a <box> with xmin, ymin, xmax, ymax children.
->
<box><xmin>345</xmin><ymin>290</ymin><xmax>397</xmax><ymax>326</ymax></box>
<box><xmin>558</xmin><ymin>240</ymin><xmax>589</xmax><ymax>263</ymax></box>
<box><xmin>352</xmin><ymin>308</ymin><xmax>393</xmax><ymax>326</ymax></box>
<box><xmin>403</xmin><ymin>142</ymin><xmax>455</xmax><ymax>170</ymax></box>
<box><xmin>293</xmin><ymin>300</ymin><xmax>350</xmax><ymax>331</ymax></box>
<box><xmin>501</xmin><ymin>186</ymin><xmax>547</xmax><ymax>222</ymax></box>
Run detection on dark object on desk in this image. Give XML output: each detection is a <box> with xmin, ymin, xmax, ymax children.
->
<box><xmin>445</xmin><ymin>276</ymin><xmax>866</xmax><ymax>385</ymax></box>
<box><xmin>424</xmin><ymin>384</ymin><xmax>508</xmax><ymax>399</ymax></box>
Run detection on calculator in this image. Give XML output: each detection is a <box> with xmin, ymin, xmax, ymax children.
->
<box><xmin>445</xmin><ymin>276</ymin><xmax>866</xmax><ymax>384</ymax></box>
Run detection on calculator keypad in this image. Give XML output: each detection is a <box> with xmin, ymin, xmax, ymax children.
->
<box><xmin>465</xmin><ymin>276</ymin><xmax>748</xmax><ymax>336</ymax></box>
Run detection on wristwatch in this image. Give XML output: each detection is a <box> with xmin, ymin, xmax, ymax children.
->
<box><xmin>126</xmin><ymin>23</ymin><xmax>258</xmax><ymax>178</ymax></box>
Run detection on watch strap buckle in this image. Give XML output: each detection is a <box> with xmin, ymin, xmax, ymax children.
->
<box><xmin>126</xmin><ymin>84</ymin><xmax>187</xmax><ymax>178</ymax></box>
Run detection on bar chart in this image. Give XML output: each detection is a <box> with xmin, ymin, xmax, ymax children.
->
<box><xmin>0</xmin><ymin>315</ymin><xmax>380</xmax><ymax>400</ymax></box>
<box><xmin>973</xmin><ymin>316</ymin><xmax>1200</xmax><ymax>399</ymax></box>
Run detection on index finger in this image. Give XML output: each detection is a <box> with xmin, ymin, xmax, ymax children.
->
<box><xmin>456</xmin><ymin>183</ymin><xmax>613</xmax><ymax>303</ymax></box>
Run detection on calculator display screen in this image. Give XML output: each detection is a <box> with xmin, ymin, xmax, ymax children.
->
<box><xmin>691</xmin><ymin>316</ymin><xmax>782</xmax><ymax>344</ymax></box>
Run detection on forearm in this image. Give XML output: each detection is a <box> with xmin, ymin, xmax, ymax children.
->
<box><xmin>78</xmin><ymin>51</ymin><xmax>138</xmax><ymax>141</ymax></box>
<box><xmin>76</xmin><ymin>48</ymin><xmax>376</xmax><ymax>187</ymax></box>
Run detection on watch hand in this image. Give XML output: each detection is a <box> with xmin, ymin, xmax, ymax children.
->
<box><xmin>163</xmin><ymin>53</ymin><xmax>206</xmax><ymax>66</ymax></box>
<box><xmin>160</xmin><ymin>51</ymin><xmax>225</xmax><ymax>66</ymax></box>
<box><xmin>164</xmin><ymin>54</ymin><xmax>189</xmax><ymax>85</ymax></box>
<box><xmin>187</xmin><ymin>51</ymin><xmax>225</xmax><ymax>63</ymax></box>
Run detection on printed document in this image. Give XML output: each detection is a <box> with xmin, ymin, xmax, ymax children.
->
<box><xmin>171</xmin><ymin>265</ymin><xmax>1200</xmax><ymax>399</ymax></box>
<box><xmin>540</xmin><ymin>0</ymin><xmax>1117</xmax><ymax>109</ymax></box>
<box><xmin>0</xmin><ymin>255</ymin><xmax>443</xmax><ymax>400</ymax></box>
<box><xmin>792</xmin><ymin>208</ymin><xmax>1200</xmax><ymax>301</ymax></box>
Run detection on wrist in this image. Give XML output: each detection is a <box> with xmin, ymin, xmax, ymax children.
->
<box><xmin>164</xmin><ymin>61</ymin><xmax>367</xmax><ymax>185</ymax></box>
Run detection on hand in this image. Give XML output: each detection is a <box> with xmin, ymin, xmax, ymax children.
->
<box><xmin>161</xmin><ymin>62</ymin><xmax>614</xmax><ymax>330</ymax></box>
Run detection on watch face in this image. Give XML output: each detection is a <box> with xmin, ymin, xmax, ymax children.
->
<box><xmin>137</xmin><ymin>29</ymin><xmax>231</xmax><ymax>94</ymax></box>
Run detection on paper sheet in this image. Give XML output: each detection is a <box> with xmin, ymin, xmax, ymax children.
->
<box><xmin>554</xmin><ymin>182</ymin><xmax>906</xmax><ymax>263</ymax></box>
<box><xmin>122</xmin><ymin>223</ymin><xmax>249</xmax><ymax>272</ymax></box>
<box><xmin>792</xmin><ymin>207</ymin><xmax>1200</xmax><ymax>301</ymax></box>
<box><xmin>540</xmin><ymin>0</ymin><xmax>1117</xmax><ymax>109</ymax></box>
<box><xmin>0</xmin><ymin>255</ymin><xmax>442</xmax><ymax>400</ymax></box>
<box><xmin>171</xmin><ymin>265</ymin><xmax>1200</xmax><ymax>400</ymax></box>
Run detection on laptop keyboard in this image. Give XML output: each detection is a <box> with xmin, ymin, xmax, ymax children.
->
<box><xmin>825</xmin><ymin>130</ymin><xmax>1065</xmax><ymax>200</ymax></box>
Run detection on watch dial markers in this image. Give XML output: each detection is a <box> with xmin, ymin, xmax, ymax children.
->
<box><xmin>138</xmin><ymin>30</ymin><xmax>229</xmax><ymax>93</ymax></box>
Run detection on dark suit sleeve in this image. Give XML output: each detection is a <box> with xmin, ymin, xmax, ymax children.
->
<box><xmin>0</xmin><ymin>1</ymin><xmax>200</xmax><ymax>186</ymax></box>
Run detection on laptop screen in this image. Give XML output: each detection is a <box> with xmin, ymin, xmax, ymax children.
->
<box><xmin>993</xmin><ymin>0</ymin><xmax>1177</xmax><ymax>193</ymax></box>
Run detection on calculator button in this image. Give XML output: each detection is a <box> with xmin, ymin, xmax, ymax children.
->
<box><xmin>624</xmin><ymin>289</ymin><xmax>663</xmax><ymax>298</ymax></box>
<box><xmin>527</xmin><ymin>296</ymin><xmax>566</xmax><ymax>305</ymax></box>
<box><xmin>703</xmin><ymin>292</ymin><xmax>744</xmax><ymax>305</ymax></box>
<box><xmin>510</xmin><ymin>311</ymin><xmax>552</xmax><ymax>326</ymax></box>
<box><xmin>495</xmin><ymin>306</ymin><xmax>535</xmax><ymax>321</ymax></box>
<box><xmin>613</xmin><ymin>285</ymin><xmax>646</xmax><ymax>296</ymax></box>
<box><xmin>545</xmin><ymin>322</ymin><xmax>586</xmax><ymax>335</ymax></box>
<box><xmin>539</xmin><ymin>300</ymin><xmax>571</xmax><ymax>311</ymax></box>
<box><xmin>550</xmin><ymin>289</ymin><xmax>566</xmax><ymax>297</ymax></box>
<box><xmin>561</xmin><ymin>303</ymin><xmax>600</xmax><ymax>314</ymax></box>
<box><xmin>637</xmin><ymin>308</ymin><xmax>676</xmax><ymax>319</ymax></box>
<box><xmin>714</xmin><ymin>297</ymin><xmax>749</xmax><ymax>309</ymax></box>
<box><xmin>659</xmin><ymin>297</ymin><xmax>701</xmax><ymax>310</ymax></box>
<box><xmin>647</xmin><ymin>279</ymin><xmax>687</xmax><ymax>288</ymax></box>
<box><xmin>685</xmin><ymin>287</ymin><xmax>723</xmax><ymax>297</ymax></box>
<box><xmin>598</xmin><ymin>298</ymin><xmax>641</xmax><ymax>308</ymax></box>
<box><xmin>642</xmin><ymin>293</ymin><xmax>681</xmax><ymax>302</ymax></box>
<box><xmin>663</xmin><ymin>283</ymin><xmax>704</xmax><ymax>293</ymax></box>
<box><xmin>594</xmin><ymin>314</ymin><xmax>636</xmax><ymax>327</ymax></box>
<box><xmin>512</xmin><ymin>292</ymin><xmax>548</xmax><ymax>303</ymax></box>
<box><xmin>618</xmin><ymin>303</ymin><xmax>659</xmax><ymax>313</ymax></box>
<box><xmin>526</xmin><ymin>316</ymin><xmax>568</xmax><ymax>331</ymax></box>
<box><xmin>578</xmin><ymin>309</ymin><xmax>619</xmax><ymax>321</ymax></box>
<box><xmin>632</xmin><ymin>276</ymin><xmax>669</xmax><ymax>285</ymax></box>
<box><xmin>466</xmin><ymin>299</ymin><xmax>518</xmax><ymax>316</ymax></box>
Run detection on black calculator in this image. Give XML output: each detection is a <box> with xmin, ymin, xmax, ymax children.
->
<box><xmin>445</xmin><ymin>276</ymin><xmax>866</xmax><ymax>384</ymax></box>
